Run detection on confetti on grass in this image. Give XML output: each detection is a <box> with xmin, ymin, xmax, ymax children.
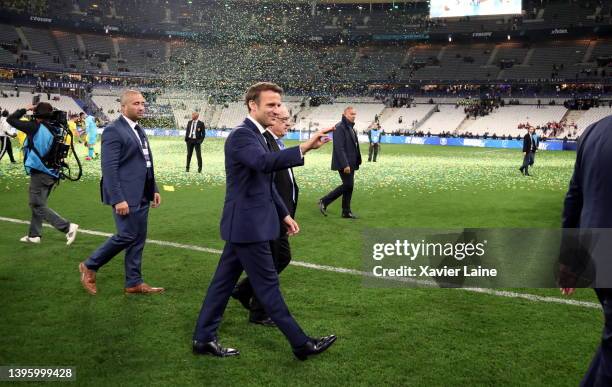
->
<box><xmin>0</xmin><ymin>138</ymin><xmax>576</xmax><ymax>197</ymax></box>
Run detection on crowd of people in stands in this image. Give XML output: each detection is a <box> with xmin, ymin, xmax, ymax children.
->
<box><xmin>518</xmin><ymin>120</ymin><xmax>579</xmax><ymax>139</ymax></box>
<box><xmin>462</xmin><ymin>99</ymin><xmax>501</xmax><ymax>119</ymax></box>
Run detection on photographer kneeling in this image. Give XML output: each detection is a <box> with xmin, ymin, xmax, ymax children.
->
<box><xmin>7</xmin><ymin>103</ymin><xmax>79</xmax><ymax>245</ymax></box>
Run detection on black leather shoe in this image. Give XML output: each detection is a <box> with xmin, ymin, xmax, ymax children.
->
<box><xmin>193</xmin><ymin>340</ymin><xmax>240</xmax><ymax>357</ymax></box>
<box><xmin>293</xmin><ymin>335</ymin><xmax>337</xmax><ymax>361</ymax></box>
<box><xmin>519</xmin><ymin>167</ymin><xmax>524</xmax><ymax>175</ymax></box>
<box><xmin>341</xmin><ymin>212</ymin><xmax>358</xmax><ymax>219</ymax></box>
<box><xmin>249</xmin><ymin>317</ymin><xmax>276</xmax><ymax>327</ymax></box>
<box><xmin>318</xmin><ymin>200</ymin><xmax>328</xmax><ymax>216</ymax></box>
<box><xmin>231</xmin><ymin>287</ymin><xmax>251</xmax><ymax>311</ymax></box>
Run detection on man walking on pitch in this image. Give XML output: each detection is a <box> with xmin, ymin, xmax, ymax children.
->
<box><xmin>231</xmin><ymin>104</ymin><xmax>299</xmax><ymax>327</ymax></box>
<box><xmin>319</xmin><ymin>106</ymin><xmax>362</xmax><ymax>219</ymax></box>
<box><xmin>193</xmin><ymin>82</ymin><xmax>336</xmax><ymax>360</ymax></box>
<box><xmin>519</xmin><ymin>126</ymin><xmax>538</xmax><ymax>176</ymax></box>
<box><xmin>7</xmin><ymin>103</ymin><xmax>79</xmax><ymax>245</ymax></box>
<box><xmin>79</xmin><ymin>90</ymin><xmax>164</xmax><ymax>295</ymax></box>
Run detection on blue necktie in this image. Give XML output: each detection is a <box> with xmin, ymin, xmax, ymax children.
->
<box><xmin>276</xmin><ymin>138</ymin><xmax>285</xmax><ymax>150</ymax></box>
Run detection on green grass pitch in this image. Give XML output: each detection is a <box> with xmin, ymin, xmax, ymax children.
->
<box><xmin>0</xmin><ymin>137</ymin><xmax>601</xmax><ymax>386</ymax></box>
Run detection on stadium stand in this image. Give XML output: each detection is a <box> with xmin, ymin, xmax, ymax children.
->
<box><xmin>0</xmin><ymin>0</ymin><xmax>608</xmax><ymax>142</ymax></box>
<box><xmin>461</xmin><ymin>105</ymin><xmax>568</xmax><ymax>136</ymax></box>
<box><xmin>378</xmin><ymin>105</ymin><xmax>437</xmax><ymax>133</ymax></box>
<box><xmin>420</xmin><ymin>105</ymin><xmax>469</xmax><ymax>135</ymax></box>
<box><xmin>574</xmin><ymin>105</ymin><xmax>612</xmax><ymax>135</ymax></box>
<box><xmin>0</xmin><ymin>93</ymin><xmax>82</xmax><ymax>115</ymax></box>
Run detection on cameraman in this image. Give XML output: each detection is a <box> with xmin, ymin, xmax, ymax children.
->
<box><xmin>7</xmin><ymin>102</ymin><xmax>79</xmax><ymax>245</ymax></box>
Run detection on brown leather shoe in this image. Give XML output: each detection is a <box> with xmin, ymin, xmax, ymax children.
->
<box><xmin>124</xmin><ymin>283</ymin><xmax>165</xmax><ymax>294</ymax></box>
<box><xmin>79</xmin><ymin>262</ymin><xmax>97</xmax><ymax>295</ymax></box>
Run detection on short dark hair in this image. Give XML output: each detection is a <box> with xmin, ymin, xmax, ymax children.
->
<box><xmin>244</xmin><ymin>82</ymin><xmax>283</xmax><ymax>112</ymax></box>
<box><xmin>32</xmin><ymin>102</ymin><xmax>54</xmax><ymax>119</ymax></box>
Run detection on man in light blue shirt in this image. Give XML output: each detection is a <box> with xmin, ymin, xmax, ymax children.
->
<box><xmin>368</xmin><ymin>123</ymin><xmax>382</xmax><ymax>162</ymax></box>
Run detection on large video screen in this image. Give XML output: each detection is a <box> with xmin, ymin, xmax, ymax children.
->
<box><xmin>430</xmin><ymin>0</ymin><xmax>522</xmax><ymax>18</ymax></box>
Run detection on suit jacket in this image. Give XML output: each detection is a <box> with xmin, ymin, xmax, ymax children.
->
<box><xmin>263</xmin><ymin>130</ymin><xmax>299</xmax><ymax>219</ymax></box>
<box><xmin>185</xmin><ymin>119</ymin><xmax>205</xmax><ymax>143</ymax></box>
<box><xmin>100</xmin><ymin>116</ymin><xmax>158</xmax><ymax>207</ymax></box>
<box><xmin>562</xmin><ymin>116</ymin><xmax>612</xmax><ymax>228</ymax></box>
<box><xmin>331</xmin><ymin>115</ymin><xmax>362</xmax><ymax>171</ymax></box>
<box><xmin>220</xmin><ymin>118</ymin><xmax>304</xmax><ymax>243</ymax></box>
<box><xmin>522</xmin><ymin>133</ymin><xmax>537</xmax><ymax>153</ymax></box>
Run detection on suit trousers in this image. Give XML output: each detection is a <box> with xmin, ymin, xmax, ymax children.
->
<box><xmin>186</xmin><ymin>141</ymin><xmax>202</xmax><ymax>172</ymax></box>
<box><xmin>581</xmin><ymin>288</ymin><xmax>612</xmax><ymax>387</ymax></box>
<box><xmin>521</xmin><ymin>152</ymin><xmax>535</xmax><ymax>173</ymax></box>
<box><xmin>28</xmin><ymin>171</ymin><xmax>70</xmax><ymax>238</ymax></box>
<box><xmin>85</xmin><ymin>201</ymin><xmax>149</xmax><ymax>288</ymax></box>
<box><xmin>321</xmin><ymin>170</ymin><xmax>355</xmax><ymax>213</ymax></box>
<box><xmin>235</xmin><ymin>235</ymin><xmax>292</xmax><ymax>320</ymax></box>
<box><xmin>193</xmin><ymin>241</ymin><xmax>308</xmax><ymax>348</ymax></box>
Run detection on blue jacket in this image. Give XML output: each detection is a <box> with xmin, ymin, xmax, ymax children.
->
<box><xmin>6</xmin><ymin>108</ymin><xmax>59</xmax><ymax>178</ymax></box>
<box><xmin>562</xmin><ymin>115</ymin><xmax>612</xmax><ymax>228</ymax></box>
<box><xmin>100</xmin><ymin>116</ymin><xmax>158</xmax><ymax>206</ymax></box>
<box><xmin>331</xmin><ymin>115</ymin><xmax>362</xmax><ymax>171</ymax></box>
<box><xmin>220</xmin><ymin>118</ymin><xmax>304</xmax><ymax>243</ymax></box>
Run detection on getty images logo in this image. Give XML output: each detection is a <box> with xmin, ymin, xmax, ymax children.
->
<box><xmin>372</xmin><ymin>239</ymin><xmax>487</xmax><ymax>261</ymax></box>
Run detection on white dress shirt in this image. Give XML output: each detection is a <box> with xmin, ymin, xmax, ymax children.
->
<box><xmin>122</xmin><ymin>114</ymin><xmax>151</xmax><ymax>168</ymax></box>
<box><xmin>265</xmin><ymin>128</ymin><xmax>296</xmax><ymax>203</ymax></box>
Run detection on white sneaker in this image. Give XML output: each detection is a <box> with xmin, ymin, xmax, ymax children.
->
<box><xmin>66</xmin><ymin>223</ymin><xmax>79</xmax><ymax>246</ymax></box>
<box><xmin>20</xmin><ymin>236</ymin><xmax>41</xmax><ymax>244</ymax></box>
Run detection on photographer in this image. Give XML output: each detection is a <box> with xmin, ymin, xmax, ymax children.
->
<box><xmin>7</xmin><ymin>103</ymin><xmax>78</xmax><ymax>245</ymax></box>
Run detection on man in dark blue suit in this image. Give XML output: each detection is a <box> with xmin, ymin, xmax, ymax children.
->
<box><xmin>79</xmin><ymin>90</ymin><xmax>164</xmax><ymax>295</ymax></box>
<box><xmin>519</xmin><ymin>126</ymin><xmax>538</xmax><ymax>176</ymax></box>
<box><xmin>231</xmin><ymin>104</ymin><xmax>300</xmax><ymax>326</ymax></box>
<box><xmin>193</xmin><ymin>82</ymin><xmax>337</xmax><ymax>360</ymax></box>
<box><xmin>560</xmin><ymin>115</ymin><xmax>612</xmax><ymax>386</ymax></box>
<box><xmin>319</xmin><ymin>106</ymin><xmax>362</xmax><ymax>219</ymax></box>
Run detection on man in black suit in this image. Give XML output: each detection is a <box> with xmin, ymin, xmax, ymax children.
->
<box><xmin>519</xmin><ymin>126</ymin><xmax>537</xmax><ymax>176</ymax></box>
<box><xmin>319</xmin><ymin>106</ymin><xmax>362</xmax><ymax>219</ymax></box>
<box><xmin>232</xmin><ymin>104</ymin><xmax>298</xmax><ymax>326</ymax></box>
<box><xmin>561</xmin><ymin>115</ymin><xmax>612</xmax><ymax>386</ymax></box>
<box><xmin>192</xmin><ymin>82</ymin><xmax>336</xmax><ymax>360</ymax></box>
<box><xmin>185</xmin><ymin>112</ymin><xmax>205</xmax><ymax>173</ymax></box>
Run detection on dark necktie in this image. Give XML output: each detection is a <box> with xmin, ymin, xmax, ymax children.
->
<box><xmin>134</xmin><ymin>124</ymin><xmax>153</xmax><ymax>178</ymax></box>
<box><xmin>262</xmin><ymin>131</ymin><xmax>276</xmax><ymax>151</ymax></box>
<box><xmin>263</xmin><ymin>131</ymin><xmax>295</xmax><ymax>203</ymax></box>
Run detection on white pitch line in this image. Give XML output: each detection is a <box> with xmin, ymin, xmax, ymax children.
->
<box><xmin>0</xmin><ymin>216</ymin><xmax>600</xmax><ymax>310</ymax></box>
